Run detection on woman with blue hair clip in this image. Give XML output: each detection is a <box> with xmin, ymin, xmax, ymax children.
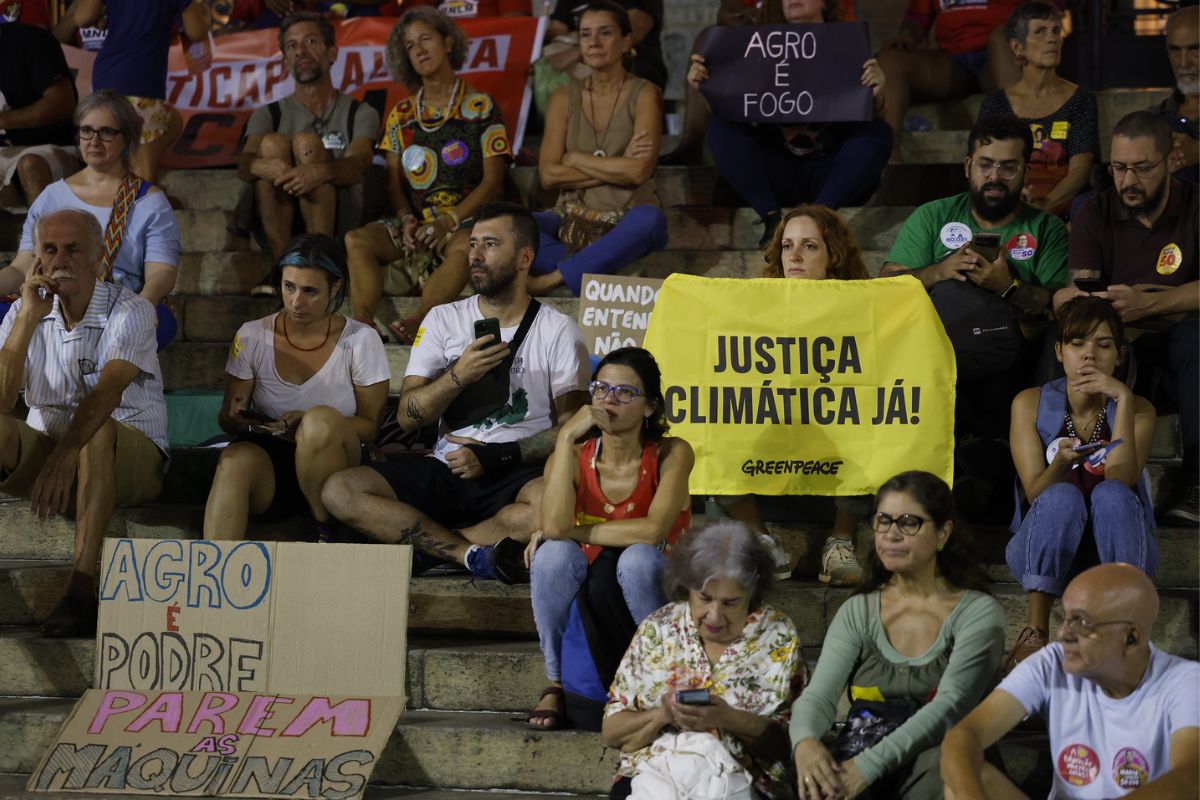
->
<box><xmin>203</xmin><ymin>234</ymin><xmax>391</xmax><ymax>543</ymax></box>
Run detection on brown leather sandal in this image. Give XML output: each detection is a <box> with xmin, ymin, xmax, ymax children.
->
<box><xmin>526</xmin><ymin>685</ymin><xmax>566</xmax><ymax>730</ymax></box>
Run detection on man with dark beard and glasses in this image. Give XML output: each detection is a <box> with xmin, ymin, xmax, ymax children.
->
<box><xmin>882</xmin><ymin>114</ymin><xmax>1068</xmax><ymax>443</ymax></box>
<box><xmin>234</xmin><ymin>11</ymin><xmax>379</xmax><ymax>294</ymax></box>
<box><xmin>322</xmin><ymin>202</ymin><xmax>590</xmax><ymax>582</ymax></box>
<box><xmin>1059</xmin><ymin>111</ymin><xmax>1199</xmax><ymax>523</ymax></box>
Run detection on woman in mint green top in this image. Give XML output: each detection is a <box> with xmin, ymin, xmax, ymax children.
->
<box><xmin>790</xmin><ymin>471</ymin><xmax>1005</xmax><ymax>800</ymax></box>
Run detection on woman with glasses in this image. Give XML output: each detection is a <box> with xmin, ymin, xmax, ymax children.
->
<box><xmin>791</xmin><ymin>471</ymin><xmax>1004</xmax><ymax>800</ymax></box>
<box><xmin>977</xmin><ymin>2</ymin><xmax>1098</xmax><ymax>216</ymax></box>
<box><xmin>686</xmin><ymin>0</ymin><xmax>891</xmax><ymax>245</ymax></box>
<box><xmin>2</xmin><ymin>90</ymin><xmax>181</xmax><ymax>348</ymax></box>
<box><xmin>203</xmin><ymin>234</ymin><xmax>390</xmax><ymax>543</ymax></box>
<box><xmin>524</xmin><ymin>346</ymin><xmax>693</xmax><ymax>730</ymax></box>
<box><xmin>1005</xmin><ymin>297</ymin><xmax>1157</xmax><ymax>669</ymax></box>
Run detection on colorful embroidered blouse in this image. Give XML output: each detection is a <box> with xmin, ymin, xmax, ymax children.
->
<box><xmin>605</xmin><ymin>601</ymin><xmax>807</xmax><ymax>800</ymax></box>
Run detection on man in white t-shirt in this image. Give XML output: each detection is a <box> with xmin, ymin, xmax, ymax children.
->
<box><xmin>323</xmin><ymin>202</ymin><xmax>589</xmax><ymax>582</ymax></box>
<box><xmin>942</xmin><ymin>563</ymin><xmax>1199</xmax><ymax>799</ymax></box>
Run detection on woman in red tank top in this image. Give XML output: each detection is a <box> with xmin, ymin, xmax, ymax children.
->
<box><xmin>525</xmin><ymin>346</ymin><xmax>694</xmax><ymax>730</ymax></box>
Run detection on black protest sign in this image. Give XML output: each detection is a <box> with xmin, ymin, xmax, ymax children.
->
<box><xmin>697</xmin><ymin>23</ymin><xmax>874</xmax><ymax>124</ymax></box>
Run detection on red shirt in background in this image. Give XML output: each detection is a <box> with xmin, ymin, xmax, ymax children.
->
<box><xmin>401</xmin><ymin>0</ymin><xmax>531</xmax><ymax>17</ymax></box>
<box><xmin>904</xmin><ymin>0</ymin><xmax>1022</xmax><ymax>55</ymax></box>
<box><xmin>0</xmin><ymin>0</ymin><xmax>51</xmax><ymax>27</ymax></box>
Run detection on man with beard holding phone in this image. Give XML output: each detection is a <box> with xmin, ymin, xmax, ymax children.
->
<box><xmin>0</xmin><ymin>209</ymin><xmax>167</xmax><ymax>637</ymax></box>
<box><xmin>881</xmin><ymin>114</ymin><xmax>1068</xmax><ymax>443</ymax></box>
<box><xmin>235</xmin><ymin>11</ymin><xmax>379</xmax><ymax>294</ymax></box>
<box><xmin>322</xmin><ymin>202</ymin><xmax>590</xmax><ymax>582</ymax></box>
<box><xmin>1058</xmin><ymin>111</ymin><xmax>1199</xmax><ymax>524</ymax></box>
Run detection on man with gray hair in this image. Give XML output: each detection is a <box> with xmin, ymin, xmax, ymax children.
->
<box><xmin>0</xmin><ymin>208</ymin><xmax>168</xmax><ymax>637</ymax></box>
<box><xmin>1150</xmin><ymin>5</ymin><xmax>1199</xmax><ymax>183</ymax></box>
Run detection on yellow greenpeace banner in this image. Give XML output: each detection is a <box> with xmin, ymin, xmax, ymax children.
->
<box><xmin>643</xmin><ymin>274</ymin><xmax>956</xmax><ymax>495</ymax></box>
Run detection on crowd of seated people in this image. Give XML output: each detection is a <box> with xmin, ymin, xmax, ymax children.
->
<box><xmin>0</xmin><ymin>2</ymin><xmax>1196</xmax><ymax>797</ymax></box>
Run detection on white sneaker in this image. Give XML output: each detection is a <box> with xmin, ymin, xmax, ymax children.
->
<box><xmin>819</xmin><ymin>537</ymin><xmax>862</xmax><ymax>586</ymax></box>
<box><xmin>759</xmin><ymin>534</ymin><xmax>792</xmax><ymax>580</ymax></box>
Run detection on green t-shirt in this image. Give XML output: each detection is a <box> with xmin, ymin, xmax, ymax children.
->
<box><xmin>885</xmin><ymin>193</ymin><xmax>1070</xmax><ymax>289</ymax></box>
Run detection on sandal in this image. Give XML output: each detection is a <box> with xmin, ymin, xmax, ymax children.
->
<box><xmin>388</xmin><ymin>314</ymin><xmax>422</xmax><ymax>345</ymax></box>
<box><xmin>526</xmin><ymin>685</ymin><xmax>566</xmax><ymax>730</ymax></box>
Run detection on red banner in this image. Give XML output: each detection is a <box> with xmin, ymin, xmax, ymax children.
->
<box><xmin>65</xmin><ymin>15</ymin><xmax>544</xmax><ymax>169</ymax></box>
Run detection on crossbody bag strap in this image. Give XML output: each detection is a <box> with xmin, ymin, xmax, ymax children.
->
<box><xmin>100</xmin><ymin>173</ymin><xmax>145</xmax><ymax>281</ymax></box>
<box><xmin>503</xmin><ymin>298</ymin><xmax>541</xmax><ymax>368</ymax></box>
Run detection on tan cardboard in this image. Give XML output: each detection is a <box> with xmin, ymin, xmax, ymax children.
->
<box><xmin>577</xmin><ymin>274</ymin><xmax>663</xmax><ymax>357</ymax></box>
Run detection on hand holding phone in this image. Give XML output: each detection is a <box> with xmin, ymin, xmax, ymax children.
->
<box><xmin>675</xmin><ymin>688</ymin><xmax>712</xmax><ymax>705</ymax></box>
<box><xmin>970</xmin><ymin>232</ymin><xmax>1002</xmax><ymax>263</ymax></box>
<box><xmin>474</xmin><ymin>317</ymin><xmax>502</xmax><ymax>346</ymax></box>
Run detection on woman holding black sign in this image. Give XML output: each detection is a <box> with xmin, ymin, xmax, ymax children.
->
<box><xmin>532</xmin><ymin>0</ymin><xmax>668</xmax><ymax>297</ymax></box>
<box><xmin>203</xmin><ymin>235</ymin><xmax>390</xmax><ymax>544</ymax></box>
<box><xmin>687</xmin><ymin>0</ymin><xmax>892</xmax><ymax>246</ymax></box>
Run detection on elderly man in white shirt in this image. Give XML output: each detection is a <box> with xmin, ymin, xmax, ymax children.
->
<box><xmin>0</xmin><ymin>208</ymin><xmax>168</xmax><ymax>638</ymax></box>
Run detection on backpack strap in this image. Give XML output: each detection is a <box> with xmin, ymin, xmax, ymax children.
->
<box><xmin>100</xmin><ymin>173</ymin><xmax>145</xmax><ymax>282</ymax></box>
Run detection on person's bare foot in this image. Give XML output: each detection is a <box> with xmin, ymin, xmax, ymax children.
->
<box><xmin>388</xmin><ymin>314</ymin><xmax>422</xmax><ymax>345</ymax></box>
<box><xmin>526</xmin><ymin>271</ymin><xmax>564</xmax><ymax>296</ymax></box>
<box><xmin>527</xmin><ymin>684</ymin><xmax>565</xmax><ymax>730</ymax></box>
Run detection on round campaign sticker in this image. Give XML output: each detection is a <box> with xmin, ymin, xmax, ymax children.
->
<box><xmin>1006</xmin><ymin>232</ymin><xmax>1038</xmax><ymax>261</ymax></box>
<box><xmin>1058</xmin><ymin>744</ymin><xmax>1101</xmax><ymax>786</ymax></box>
<box><xmin>1157</xmin><ymin>243</ymin><xmax>1182</xmax><ymax>275</ymax></box>
<box><xmin>441</xmin><ymin>139</ymin><xmax>469</xmax><ymax>167</ymax></box>
<box><xmin>1046</xmin><ymin>436</ymin><xmax>1074</xmax><ymax>465</ymax></box>
<box><xmin>1112</xmin><ymin>748</ymin><xmax>1150</xmax><ymax>789</ymax></box>
<box><xmin>940</xmin><ymin>222</ymin><xmax>972</xmax><ymax>249</ymax></box>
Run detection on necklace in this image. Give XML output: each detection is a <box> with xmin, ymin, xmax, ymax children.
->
<box><xmin>586</xmin><ymin>73</ymin><xmax>627</xmax><ymax>157</ymax></box>
<box><xmin>1065</xmin><ymin>403</ymin><xmax>1107</xmax><ymax>443</ymax></box>
<box><xmin>282</xmin><ymin>314</ymin><xmax>332</xmax><ymax>352</ymax></box>
<box><xmin>416</xmin><ymin>78</ymin><xmax>463</xmax><ymax>133</ymax></box>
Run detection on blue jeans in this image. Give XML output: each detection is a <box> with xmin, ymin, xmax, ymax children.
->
<box><xmin>531</xmin><ymin>206</ymin><xmax>669</xmax><ymax>296</ymax></box>
<box><xmin>0</xmin><ymin>300</ymin><xmax>177</xmax><ymax>351</ymax></box>
<box><xmin>530</xmin><ymin>539</ymin><xmax>666</xmax><ymax>682</ymax></box>
<box><xmin>706</xmin><ymin>116</ymin><xmax>893</xmax><ymax>216</ymax></box>
<box><xmin>1006</xmin><ymin>481</ymin><xmax>1158</xmax><ymax>595</ymax></box>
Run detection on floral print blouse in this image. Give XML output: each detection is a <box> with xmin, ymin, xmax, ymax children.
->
<box><xmin>605</xmin><ymin>601</ymin><xmax>807</xmax><ymax>800</ymax></box>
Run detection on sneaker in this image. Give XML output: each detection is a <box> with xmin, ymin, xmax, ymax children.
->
<box><xmin>1003</xmin><ymin>625</ymin><xmax>1048</xmax><ymax>674</ymax></box>
<box><xmin>250</xmin><ymin>282</ymin><xmax>278</xmax><ymax>297</ymax></box>
<box><xmin>465</xmin><ymin>538</ymin><xmax>530</xmax><ymax>585</ymax></box>
<box><xmin>819</xmin><ymin>537</ymin><xmax>862</xmax><ymax>586</ymax></box>
<box><xmin>1163</xmin><ymin>484</ymin><xmax>1200</xmax><ymax>525</ymax></box>
<box><xmin>759</xmin><ymin>534</ymin><xmax>792</xmax><ymax>581</ymax></box>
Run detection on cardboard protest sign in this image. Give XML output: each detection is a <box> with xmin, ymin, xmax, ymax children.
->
<box><xmin>696</xmin><ymin>23</ymin><xmax>874</xmax><ymax>124</ymax></box>
<box><xmin>64</xmin><ymin>15</ymin><xmax>544</xmax><ymax>169</ymax></box>
<box><xmin>643</xmin><ymin>274</ymin><xmax>956</xmax><ymax>495</ymax></box>
<box><xmin>93</xmin><ymin>541</ymin><xmax>410</xmax><ymax>698</ymax></box>
<box><xmin>28</xmin><ymin>541</ymin><xmax>410</xmax><ymax>797</ymax></box>
<box><xmin>577</xmin><ymin>274</ymin><xmax>663</xmax><ymax>357</ymax></box>
<box><xmin>27</xmin><ymin>689</ymin><xmax>404</xmax><ymax>798</ymax></box>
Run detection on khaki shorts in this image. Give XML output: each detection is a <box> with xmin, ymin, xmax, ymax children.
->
<box><xmin>0</xmin><ymin>419</ymin><xmax>164</xmax><ymax>508</ymax></box>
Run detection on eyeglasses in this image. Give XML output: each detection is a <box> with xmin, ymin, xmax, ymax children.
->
<box><xmin>872</xmin><ymin>512</ymin><xmax>930</xmax><ymax>536</ymax></box>
<box><xmin>972</xmin><ymin>158</ymin><xmax>1021</xmax><ymax>180</ymax></box>
<box><xmin>1061</xmin><ymin>615</ymin><xmax>1135</xmax><ymax>637</ymax></box>
<box><xmin>1108</xmin><ymin>161</ymin><xmax>1163</xmax><ymax>180</ymax></box>
<box><xmin>77</xmin><ymin>125</ymin><xmax>121</xmax><ymax>142</ymax></box>
<box><xmin>588</xmin><ymin>380</ymin><xmax>642</xmax><ymax>404</ymax></box>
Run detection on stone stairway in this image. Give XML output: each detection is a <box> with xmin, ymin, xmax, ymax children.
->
<box><xmin>0</xmin><ymin>88</ymin><xmax>1194</xmax><ymax>798</ymax></box>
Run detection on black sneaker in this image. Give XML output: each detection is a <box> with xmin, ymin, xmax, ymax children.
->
<box><xmin>1164</xmin><ymin>484</ymin><xmax>1200</xmax><ymax>525</ymax></box>
<box><xmin>465</xmin><ymin>538</ymin><xmax>530</xmax><ymax>585</ymax></box>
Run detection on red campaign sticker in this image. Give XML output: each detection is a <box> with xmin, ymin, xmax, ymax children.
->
<box><xmin>1006</xmin><ymin>232</ymin><xmax>1038</xmax><ymax>261</ymax></box>
<box><xmin>1112</xmin><ymin>748</ymin><xmax>1150</xmax><ymax>789</ymax></box>
<box><xmin>1058</xmin><ymin>743</ymin><xmax>1101</xmax><ymax>786</ymax></box>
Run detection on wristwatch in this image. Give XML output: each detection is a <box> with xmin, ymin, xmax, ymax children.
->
<box><xmin>1000</xmin><ymin>276</ymin><xmax>1021</xmax><ymax>299</ymax></box>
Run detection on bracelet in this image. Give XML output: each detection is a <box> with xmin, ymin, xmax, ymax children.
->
<box><xmin>446</xmin><ymin>208</ymin><xmax>461</xmax><ymax>232</ymax></box>
<box><xmin>449</xmin><ymin>365</ymin><xmax>464</xmax><ymax>387</ymax></box>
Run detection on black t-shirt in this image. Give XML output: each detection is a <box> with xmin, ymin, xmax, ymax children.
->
<box><xmin>0</xmin><ymin>22</ymin><xmax>77</xmax><ymax>147</ymax></box>
<box><xmin>550</xmin><ymin>0</ymin><xmax>666</xmax><ymax>90</ymax></box>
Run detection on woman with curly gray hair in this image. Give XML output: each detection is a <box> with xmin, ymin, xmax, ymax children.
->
<box><xmin>344</xmin><ymin>7</ymin><xmax>509</xmax><ymax>342</ymax></box>
<box><xmin>602</xmin><ymin>520</ymin><xmax>806</xmax><ymax>800</ymax></box>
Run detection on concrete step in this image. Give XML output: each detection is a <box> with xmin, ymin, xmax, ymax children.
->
<box><xmin>0</xmin><ymin>700</ymin><xmax>617</xmax><ymax>794</ymax></box>
<box><xmin>2</xmin><ymin>554</ymin><xmax>1196</xmax><ymax>657</ymax></box>
<box><xmin>0</xmin><ymin>629</ymin><xmax>549</xmax><ymax>711</ymax></box>
<box><xmin>0</xmin><ymin>776</ymin><xmax>598</xmax><ymax>800</ymax></box>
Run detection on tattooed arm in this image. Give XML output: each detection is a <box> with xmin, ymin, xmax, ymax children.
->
<box><xmin>396</xmin><ymin>334</ymin><xmax>511</xmax><ymax>432</ymax></box>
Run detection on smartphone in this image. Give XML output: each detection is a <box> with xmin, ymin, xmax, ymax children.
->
<box><xmin>971</xmin><ymin>232</ymin><xmax>1002</xmax><ymax>262</ymax></box>
<box><xmin>240</xmin><ymin>408</ymin><xmax>276</xmax><ymax>424</ymax></box>
<box><xmin>474</xmin><ymin>317</ymin><xmax>501</xmax><ymax>345</ymax></box>
<box><xmin>1074</xmin><ymin>278</ymin><xmax>1106</xmax><ymax>293</ymax></box>
<box><xmin>1071</xmin><ymin>440</ymin><xmax>1108</xmax><ymax>455</ymax></box>
<box><xmin>675</xmin><ymin>688</ymin><xmax>712</xmax><ymax>705</ymax></box>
